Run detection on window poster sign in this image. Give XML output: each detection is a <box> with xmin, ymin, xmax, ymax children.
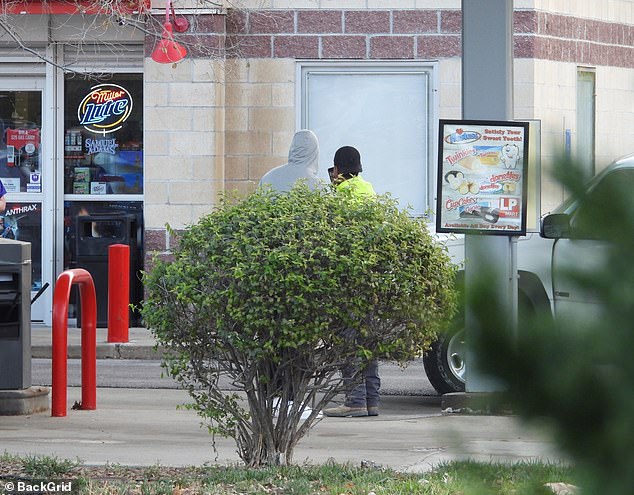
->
<box><xmin>78</xmin><ymin>84</ymin><xmax>133</xmax><ymax>135</ymax></box>
<box><xmin>436</xmin><ymin>120</ymin><xmax>530</xmax><ymax>236</ymax></box>
<box><xmin>64</xmin><ymin>75</ymin><xmax>143</xmax><ymax>195</ymax></box>
<box><xmin>1</xmin><ymin>202</ymin><xmax>42</xmax><ymax>290</ymax></box>
<box><xmin>1</xmin><ymin>90</ymin><xmax>43</xmax><ymax>193</ymax></box>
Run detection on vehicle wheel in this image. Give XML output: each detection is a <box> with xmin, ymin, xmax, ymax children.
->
<box><xmin>423</xmin><ymin>291</ymin><xmax>539</xmax><ymax>394</ymax></box>
<box><xmin>423</xmin><ymin>320</ymin><xmax>466</xmax><ymax>394</ymax></box>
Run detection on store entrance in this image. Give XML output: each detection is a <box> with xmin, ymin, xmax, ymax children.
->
<box><xmin>0</xmin><ymin>77</ymin><xmax>52</xmax><ymax>322</ymax></box>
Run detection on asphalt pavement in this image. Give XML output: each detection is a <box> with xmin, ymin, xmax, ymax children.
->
<box><xmin>0</xmin><ymin>325</ymin><xmax>568</xmax><ymax>472</ymax></box>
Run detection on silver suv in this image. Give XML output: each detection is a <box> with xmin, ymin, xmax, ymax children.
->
<box><xmin>423</xmin><ymin>152</ymin><xmax>634</xmax><ymax>394</ymax></box>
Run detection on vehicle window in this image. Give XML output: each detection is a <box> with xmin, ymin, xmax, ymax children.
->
<box><xmin>570</xmin><ymin>169</ymin><xmax>634</xmax><ymax>239</ymax></box>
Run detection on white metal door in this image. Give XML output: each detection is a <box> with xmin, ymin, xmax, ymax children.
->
<box><xmin>299</xmin><ymin>62</ymin><xmax>438</xmax><ymax>217</ymax></box>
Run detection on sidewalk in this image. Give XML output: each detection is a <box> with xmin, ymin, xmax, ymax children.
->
<box><xmin>0</xmin><ymin>388</ymin><xmax>565</xmax><ymax>472</ymax></box>
<box><xmin>22</xmin><ymin>324</ymin><xmax>568</xmax><ymax>472</ymax></box>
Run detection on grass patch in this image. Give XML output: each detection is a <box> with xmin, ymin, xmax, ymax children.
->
<box><xmin>0</xmin><ymin>452</ymin><xmax>81</xmax><ymax>478</ymax></box>
<box><xmin>20</xmin><ymin>454</ymin><xmax>81</xmax><ymax>478</ymax></box>
<box><xmin>0</xmin><ymin>453</ymin><xmax>576</xmax><ymax>494</ymax></box>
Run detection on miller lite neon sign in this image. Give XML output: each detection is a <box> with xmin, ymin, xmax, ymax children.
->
<box><xmin>78</xmin><ymin>84</ymin><xmax>133</xmax><ymax>135</ymax></box>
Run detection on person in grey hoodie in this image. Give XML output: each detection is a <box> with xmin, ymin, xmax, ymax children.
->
<box><xmin>259</xmin><ymin>129</ymin><xmax>321</xmax><ymax>191</ymax></box>
<box><xmin>259</xmin><ymin>129</ymin><xmax>323</xmax><ymax>420</ymax></box>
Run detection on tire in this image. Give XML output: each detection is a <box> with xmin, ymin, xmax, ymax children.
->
<box><xmin>423</xmin><ymin>289</ymin><xmax>540</xmax><ymax>395</ymax></box>
<box><xmin>423</xmin><ymin>321</ymin><xmax>466</xmax><ymax>394</ymax></box>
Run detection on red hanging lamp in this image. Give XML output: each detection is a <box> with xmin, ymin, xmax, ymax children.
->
<box><xmin>151</xmin><ymin>0</ymin><xmax>189</xmax><ymax>64</ymax></box>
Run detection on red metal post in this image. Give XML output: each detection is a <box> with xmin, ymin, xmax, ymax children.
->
<box><xmin>107</xmin><ymin>244</ymin><xmax>130</xmax><ymax>343</ymax></box>
<box><xmin>51</xmin><ymin>269</ymin><xmax>97</xmax><ymax>417</ymax></box>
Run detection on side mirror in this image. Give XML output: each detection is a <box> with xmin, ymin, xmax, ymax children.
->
<box><xmin>540</xmin><ymin>213</ymin><xmax>570</xmax><ymax>239</ymax></box>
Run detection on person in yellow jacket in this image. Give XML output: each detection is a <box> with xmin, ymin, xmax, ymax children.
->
<box><xmin>323</xmin><ymin>146</ymin><xmax>380</xmax><ymax>418</ymax></box>
<box><xmin>329</xmin><ymin>146</ymin><xmax>376</xmax><ymax>197</ymax></box>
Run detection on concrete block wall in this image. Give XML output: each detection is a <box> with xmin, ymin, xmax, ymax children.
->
<box><xmin>517</xmin><ymin>59</ymin><xmax>634</xmax><ymax>214</ymax></box>
<box><xmin>525</xmin><ymin>0</ymin><xmax>634</xmax><ymax>23</ymax></box>
<box><xmin>224</xmin><ymin>58</ymin><xmax>296</xmax><ymax>195</ymax></box>
<box><xmin>595</xmin><ymin>65</ymin><xmax>634</xmax><ymax>167</ymax></box>
<box><xmin>225</xmin><ymin>8</ymin><xmax>462</xmax><ymax>60</ymax></box>
<box><xmin>231</xmin><ymin>1</ymin><xmax>461</xmax><ymax>9</ymax></box>
<box><xmin>143</xmin><ymin>57</ymin><xmax>226</xmax><ymax>261</ymax></box>
<box><xmin>223</xmin><ymin>7</ymin><xmax>464</xmax><ymax>200</ymax></box>
<box><xmin>511</xmin><ymin>7</ymin><xmax>634</xmax><ymax>212</ymax></box>
<box><xmin>143</xmin><ymin>1</ymin><xmax>634</xmax><ymax>267</ymax></box>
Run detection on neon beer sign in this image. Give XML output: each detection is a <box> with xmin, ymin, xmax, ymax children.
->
<box><xmin>78</xmin><ymin>84</ymin><xmax>133</xmax><ymax>135</ymax></box>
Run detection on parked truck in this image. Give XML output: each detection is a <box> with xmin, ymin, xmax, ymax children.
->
<box><xmin>422</xmin><ymin>152</ymin><xmax>634</xmax><ymax>394</ymax></box>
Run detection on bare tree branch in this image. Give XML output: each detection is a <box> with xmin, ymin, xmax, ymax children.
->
<box><xmin>1</xmin><ymin>0</ymin><xmax>239</xmax><ymax>73</ymax></box>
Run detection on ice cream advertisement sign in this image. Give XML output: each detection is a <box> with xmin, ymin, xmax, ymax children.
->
<box><xmin>78</xmin><ymin>84</ymin><xmax>133</xmax><ymax>135</ymax></box>
<box><xmin>436</xmin><ymin>120</ymin><xmax>529</xmax><ymax>236</ymax></box>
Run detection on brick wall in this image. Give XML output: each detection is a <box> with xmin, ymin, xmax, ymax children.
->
<box><xmin>514</xmin><ymin>11</ymin><xmax>634</xmax><ymax>68</ymax></box>
<box><xmin>226</xmin><ymin>9</ymin><xmax>462</xmax><ymax>59</ymax></box>
<box><xmin>224</xmin><ymin>9</ymin><xmax>634</xmax><ymax>67</ymax></box>
<box><xmin>143</xmin><ymin>6</ymin><xmax>634</xmax><ymax>268</ymax></box>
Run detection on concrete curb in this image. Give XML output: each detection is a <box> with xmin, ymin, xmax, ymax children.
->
<box><xmin>31</xmin><ymin>327</ymin><xmax>166</xmax><ymax>360</ymax></box>
<box><xmin>32</xmin><ymin>344</ymin><xmax>166</xmax><ymax>360</ymax></box>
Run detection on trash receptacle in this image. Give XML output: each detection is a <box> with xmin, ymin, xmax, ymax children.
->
<box><xmin>0</xmin><ymin>239</ymin><xmax>31</xmax><ymax>390</ymax></box>
<box><xmin>75</xmin><ymin>213</ymin><xmax>141</xmax><ymax>328</ymax></box>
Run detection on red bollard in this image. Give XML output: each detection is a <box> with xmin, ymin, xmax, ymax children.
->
<box><xmin>52</xmin><ymin>269</ymin><xmax>97</xmax><ymax>417</ymax></box>
<box><xmin>107</xmin><ymin>244</ymin><xmax>130</xmax><ymax>343</ymax></box>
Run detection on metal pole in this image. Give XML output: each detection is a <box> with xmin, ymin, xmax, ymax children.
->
<box><xmin>51</xmin><ymin>269</ymin><xmax>97</xmax><ymax>417</ymax></box>
<box><xmin>51</xmin><ymin>274</ymin><xmax>69</xmax><ymax>417</ymax></box>
<box><xmin>80</xmin><ymin>274</ymin><xmax>97</xmax><ymax>410</ymax></box>
<box><xmin>107</xmin><ymin>244</ymin><xmax>130</xmax><ymax>343</ymax></box>
<box><xmin>462</xmin><ymin>0</ymin><xmax>518</xmax><ymax>392</ymax></box>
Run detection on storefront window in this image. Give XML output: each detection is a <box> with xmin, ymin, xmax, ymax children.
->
<box><xmin>0</xmin><ymin>91</ymin><xmax>42</xmax><ymax>193</ymax></box>
<box><xmin>63</xmin><ymin>200</ymin><xmax>143</xmax><ymax>321</ymax></box>
<box><xmin>63</xmin><ymin>200</ymin><xmax>143</xmax><ymax>267</ymax></box>
<box><xmin>64</xmin><ymin>74</ymin><xmax>143</xmax><ymax>195</ymax></box>
<box><xmin>1</xmin><ymin>202</ymin><xmax>42</xmax><ymax>290</ymax></box>
<box><xmin>1</xmin><ymin>88</ymin><xmax>43</xmax><ymax>291</ymax></box>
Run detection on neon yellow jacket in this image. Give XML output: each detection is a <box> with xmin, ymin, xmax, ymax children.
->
<box><xmin>336</xmin><ymin>175</ymin><xmax>376</xmax><ymax>198</ymax></box>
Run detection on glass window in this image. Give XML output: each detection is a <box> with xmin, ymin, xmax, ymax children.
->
<box><xmin>63</xmin><ymin>200</ymin><xmax>143</xmax><ymax>268</ymax></box>
<box><xmin>63</xmin><ymin>200</ymin><xmax>143</xmax><ymax>320</ymax></box>
<box><xmin>571</xmin><ymin>169</ymin><xmax>634</xmax><ymax>239</ymax></box>
<box><xmin>576</xmin><ymin>70</ymin><xmax>596</xmax><ymax>181</ymax></box>
<box><xmin>1</xmin><ymin>202</ymin><xmax>42</xmax><ymax>290</ymax></box>
<box><xmin>0</xmin><ymin>91</ymin><xmax>42</xmax><ymax>193</ymax></box>
<box><xmin>64</xmin><ymin>74</ymin><xmax>143</xmax><ymax>195</ymax></box>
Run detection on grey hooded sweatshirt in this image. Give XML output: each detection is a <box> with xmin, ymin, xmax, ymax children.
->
<box><xmin>259</xmin><ymin>130</ymin><xmax>321</xmax><ymax>192</ymax></box>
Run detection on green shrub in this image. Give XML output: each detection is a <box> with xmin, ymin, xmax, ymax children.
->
<box><xmin>470</xmin><ymin>157</ymin><xmax>634</xmax><ymax>495</ymax></box>
<box><xmin>142</xmin><ymin>184</ymin><xmax>457</xmax><ymax>467</ymax></box>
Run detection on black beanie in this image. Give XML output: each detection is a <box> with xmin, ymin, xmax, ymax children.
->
<box><xmin>333</xmin><ymin>146</ymin><xmax>362</xmax><ymax>176</ymax></box>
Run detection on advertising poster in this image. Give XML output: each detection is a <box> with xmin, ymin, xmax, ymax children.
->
<box><xmin>1</xmin><ymin>125</ymin><xmax>43</xmax><ymax>193</ymax></box>
<box><xmin>1</xmin><ymin>202</ymin><xmax>42</xmax><ymax>290</ymax></box>
<box><xmin>436</xmin><ymin>120</ymin><xmax>530</xmax><ymax>236</ymax></box>
<box><xmin>64</xmin><ymin>77</ymin><xmax>143</xmax><ymax>196</ymax></box>
<box><xmin>2</xmin><ymin>90</ymin><xmax>43</xmax><ymax>193</ymax></box>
